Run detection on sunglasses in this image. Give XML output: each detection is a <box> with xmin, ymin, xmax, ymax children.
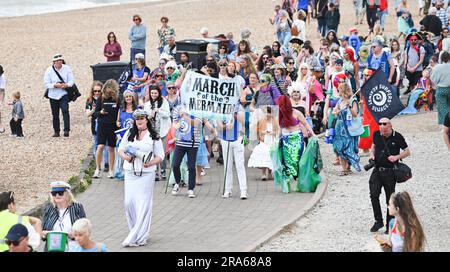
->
<box><xmin>5</xmin><ymin>238</ymin><xmax>24</xmax><ymax>247</ymax></box>
<box><xmin>167</xmin><ymin>86</ymin><xmax>176</xmax><ymax>90</ymax></box>
<box><xmin>109</xmin><ymin>36</ymin><xmax>115</xmax><ymax>38</ymax></box>
<box><xmin>219</xmin><ymin>64</ymin><xmax>227</xmax><ymax>67</ymax></box>
<box><xmin>156</xmin><ymin>74</ymin><xmax>163</xmax><ymax>77</ymax></box>
<box><xmin>379</xmin><ymin>122</ymin><xmax>389</xmax><ymax>126</ymax></box>
<box><xmin>260</xmin><ymin>79</ymin><xmax>268</xmax><ymax>83</ymax></box>
<box><xmin>133</xmin><ymin>18</ymin><xmax>140</xmax><ymax>21</ymax></box>
<box><xmin>288</xmin><ymin>62</ymin><xmax>295</xmax><ymax>64</ymax></box>
<box><xmin>51</xmin><ymin>191</ymin><xmax>65</xmax><ymax>197</ymax></box>
<box><xmin>93</xmin><ymin>90</ymin><xmax>101</xmax><ymax>93</ymax></box>
<box><xmin>167</xmin><ymin>67</ymin><xmax>174</xmax><ymax>70</ymax></box>
<box><xmin>207</xmin><ymin>59</ymin><xmax>214</xmax><ymax>62</ymax></box>
<box><xmin>292</xmin><ymin>90</ymin><xmax>300</xmax><ymax>93</ymax></box>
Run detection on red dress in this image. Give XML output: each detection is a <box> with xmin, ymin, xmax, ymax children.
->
<box><xmin>359</xmin><ymin>97</ymin><xmax>379</xmax><ymax>150</ymax></box>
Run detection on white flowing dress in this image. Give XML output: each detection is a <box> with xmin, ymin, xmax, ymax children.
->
<box><xmin>119</xmin><ymin>130</ymin><xmax>164</xmax><ymax>247</ymax></box>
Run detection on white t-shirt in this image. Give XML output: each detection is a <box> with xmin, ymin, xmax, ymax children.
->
<box><xmin>292</xmin><ymin>19</ymin><xmax>306</xmax><ymax>41</ymax></box>
<box><xmin>0</xmin><ymin>74</ymin><xmax>6</xmax><ymax>90</ymax></box>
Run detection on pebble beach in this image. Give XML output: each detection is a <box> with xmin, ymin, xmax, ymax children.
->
<box><xmin>0</xmin><ymin>0</ymin><xmax>449</xmax><ymax>252</ymax></box>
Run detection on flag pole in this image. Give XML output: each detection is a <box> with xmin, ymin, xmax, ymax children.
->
<box><xmin>165</xmin><ymin>150</ymin><xmax>174</xmax><ymax>194</ymax></box>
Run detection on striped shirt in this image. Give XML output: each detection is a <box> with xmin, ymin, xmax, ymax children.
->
<box><xmin>436</xmin><ymin>8</ymin><xmax>448</xmax><ymax>28</ymax></box>
<box><xmin>172</xmin><ymin>106</ymin><xmax>202</xmax><ymax>148</ymax></box>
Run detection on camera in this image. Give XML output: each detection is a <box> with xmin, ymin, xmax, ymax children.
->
<box><xmin>364</xmin><ymin>159</ymin><xmax>376</xmax><ymax>171</ymax></box>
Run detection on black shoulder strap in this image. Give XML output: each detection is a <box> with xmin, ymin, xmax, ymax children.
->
<box><xmin>52</xmin><ymin>65</ymin><xmax>66</xmax><ymax>83</ymax></box>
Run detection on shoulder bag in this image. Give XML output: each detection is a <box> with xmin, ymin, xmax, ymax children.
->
<box><xmin>381</xmin><ymin>135</ymin><xmax>412</xmax><ymax>183</ymax></box>
<box><xmin>346</xmin><ymin>98</ymin><xmax>364</xmax><ymax>136</ymax></box>
<box><xmin>52</xmin><ymin>66</ymin><xmax>81</xmax><ymax>102</ymax></box>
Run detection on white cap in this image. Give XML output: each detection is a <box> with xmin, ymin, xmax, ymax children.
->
<box><xmin>50</xmin><ymin>181</ymin><xmax>71</xmax><ymax>192</ymax></box>
<box><xmin>135</xmin><ymin>53</ymin><xmax>145</xmax><ymax>60</ymax></box>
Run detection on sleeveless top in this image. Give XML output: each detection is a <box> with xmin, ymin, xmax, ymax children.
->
<box><xmin>390</xmin><ymin>218</ymin><xmax>405</xmax><ymax>252</ymax></box>
<box><xmin>255</xmin><ymin>90</ymin><xmax>275</xmax><ymax>107</ymax></box>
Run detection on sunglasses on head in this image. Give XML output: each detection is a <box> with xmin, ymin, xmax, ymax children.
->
<box><xmin>51</xmin><ymin>191</ymin><xmax>65</xmax><ymax>197</ymax></box>
<box><xmin>5</xmin><ymin>238</ymin><xmax>24</xmax><ymax>247</ymax></box>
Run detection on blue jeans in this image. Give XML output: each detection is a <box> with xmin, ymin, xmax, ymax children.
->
<box><xmin>377</xmin><ymin>10</ymin><xmax>387</xmax><ymax>29</ymax></box>
<box><xmin>49</xmin><ymin>94</ymin><xmax>70</xmax><ymax>133</ymax></box>
<box><xmin>317</xmin><ymin>18</ymin><xmax>327</xmax><ymax>37</ymax></box>
<box><xmin>279</xmin><ymin>31</ymin><xmax>291</xmax><ymax>49</ymax></box>
<box><xmin>130</xmin><ymin>48</ymin><xmax>146</xmax><ymax>62</ymax></box>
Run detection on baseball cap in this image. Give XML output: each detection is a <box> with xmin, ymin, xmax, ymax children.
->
<box><xmin>5</xmin><ymin>224</ymin><xmax>28</xmax><ymax>242</ymax></box>
<box><xmin>349</xmin><ymin>27</ymin><xmax>358</xmax><ymax>34</ymax></box>
<box><xmin>50</xmin><ymin>181</ymin><xmax>71</xmax><ymax>192</ymax></box>
<box><xmin>335</xmin><ymin>58</ymin><xmax>343</xmax><ymax>65</ymax></box>
<box><xmin>339</xmin><ymin>35</ymin><xmax>349</xmax><ymax>41</ymax></box>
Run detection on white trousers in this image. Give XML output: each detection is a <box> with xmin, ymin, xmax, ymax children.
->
<box><xmin>221</xmin><ymin>138</ymin><xmax>247</xmax><ymax>193</ymax></box>
<box><xmin>123</xmin><ymin>171</ymin><xmax>156</xmax><ymax>246</ymax></box>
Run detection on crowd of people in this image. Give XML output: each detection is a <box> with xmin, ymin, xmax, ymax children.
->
<box><xmin>4</xmin><ymin>0</ymin><xmax>450</xmax><ymax>252</ymax></box>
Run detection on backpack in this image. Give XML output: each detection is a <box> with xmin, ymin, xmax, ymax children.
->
<box><xmin>405</xmin><ymin>44</ymin><xmax>430</xmax><ymax>68</ymax></box>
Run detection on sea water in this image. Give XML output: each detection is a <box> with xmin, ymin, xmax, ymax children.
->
<box><xmin>0</xmin><ymin>0</ymin><xmax>160</xmax><ymax>18</ymax></box>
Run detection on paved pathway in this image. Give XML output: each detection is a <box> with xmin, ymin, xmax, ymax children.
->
<box><xmin>77</xmin><ymin>151</ymin><xmax>321</xmax><ymax>252</ymax></box>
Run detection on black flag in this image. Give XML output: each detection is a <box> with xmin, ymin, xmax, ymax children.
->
<box><xmin>361</xmin><ymin>68</ymin><xmax>405</xmax><ymax>122</ymax></box>
<box><xmin>118</xmin><ymin>61</ymin><xmax>132</xmax><ymax>92</ymax></box>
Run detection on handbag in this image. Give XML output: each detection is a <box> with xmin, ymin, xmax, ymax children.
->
<box><xmin>52</xmin><ymin>66</ymin><xmax>81</xmax><ymax>102</ymax></box>
<box><xmin>381</xmin><ymin>135</ymin><xmax>412</xmax><ymax>183</ymax></box>
<box><xmin>346</xmin><ymin>98</ymin><xmax>364</xmax><ymax>136</ymax></box>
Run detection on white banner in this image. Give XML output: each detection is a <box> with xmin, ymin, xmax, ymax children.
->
<box><xmin>180</xmin><ymin>71</ymin><xmax>241</xmax><ymax>120</ymax></box>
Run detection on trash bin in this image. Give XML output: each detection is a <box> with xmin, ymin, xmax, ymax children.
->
<box><xmin>90</xmin><ymin>61</ymin><xmax>129</xmax><ymax>83</ymax></box>
<box><xmin>176</xmin><ymin>39</ymin><xmax>210</xmax><ymax>71</ymax></box>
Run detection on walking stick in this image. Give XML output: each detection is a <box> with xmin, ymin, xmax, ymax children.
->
<box><xmin>222</xmin><ymin>141</ymin><xmax>231</xmax><ymax>196</ymax></box>
<box><xmin>165</xmin><ymin>150</ymin><xmax>174</xmax><ymax>194</ymax></box>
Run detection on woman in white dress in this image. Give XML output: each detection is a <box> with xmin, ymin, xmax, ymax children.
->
<box><xmin>248</xmin><ymin>106</ymin><xmax>279</xmax><ymax>180</ymax></box>
<box><xmin>118</xmin><ymin>109</ymin><xmax>164</xmax><ymax>247</ymax></box>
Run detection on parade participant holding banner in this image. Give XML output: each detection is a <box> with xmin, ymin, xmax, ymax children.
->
<box><xmin>41</xmin><ymin>181</ymin><xmax>86</xmax><ymax>252</ymax></box>
<box><xmin>118</xmin><ymin>109</ymin><xmax>164</xmax><ymax>247</ymax></box>
<box><xmin>332</xmin><ymin>82</ymin><xmax>361</xmax><ymax>175</ymax></box>
<box><xmin>272</xmin><ymin>95</ymin><xmax>315</xmax><ymax>193</ymax></box>
<box><xmin>217</xmin><ymin>105</ymin><xmax>249</xmax><ymax>199</ymax></box>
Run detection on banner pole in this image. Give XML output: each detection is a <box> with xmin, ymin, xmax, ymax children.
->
<box><xmin>222</xmin><ymin>141</ymin><xmax>230</xmax><ymax>196</ymax></box>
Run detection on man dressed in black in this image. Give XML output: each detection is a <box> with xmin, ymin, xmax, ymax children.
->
<box><xmin>368</xmin><ymin>117</ymin><xmax>411</xmax><ymax>233</ymax></box>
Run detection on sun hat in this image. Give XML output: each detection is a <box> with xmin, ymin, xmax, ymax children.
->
<box><xmin>52</xmin><ymin>54</ymin><xmax>64</xmax><ymax>62</ymax></box>
<box><xmin>50</xmin><ymin>181</ymin><xmax>71</xmax><ymax>192</ymax></box>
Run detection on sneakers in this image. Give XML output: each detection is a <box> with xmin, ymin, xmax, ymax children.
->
<box><xmin>171</xmin><ymin>183</ymin><xmax>180</xmax><ymax>195</ymax></box>
<box><xmin>160</xmin><ymin>170</ymin><xmax>166</xmax><ymax>180</ymax></box>
<box><xmin>93</xmin><ymin>169</ymin><xmax>101</xmax><ymax>178</ymax></box>
<box><xmin>370</xmin><ymin>221</ymin><xmax>384</xmax><ymax>232</ymax></box>
<box><xmin>188</xmin><ymin>190</ymin><xmax>196</xmax><ymax>198</ymax></box>
<box><xmin>240</xmin><ymin>191</ymin><xmax>248</xmax><ymax>200</ymax></box>
<box><xmin>108</xmin><ymin>171</ymin><xmax>114</xmax><ymax>179</ymax></box>
<box><xmin>222</xmin><ymin>191</ymin><xmax>232</xmax><ymax>198</ymax></box>
<box><xmin>216</xmin><ymin>157</ymin><xmax>224</xmax><ymax>165</ymax></box>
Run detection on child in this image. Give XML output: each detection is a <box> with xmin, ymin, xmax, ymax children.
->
<box><xmin>9</xmin><ymin>91</ymin><xmax>24</xmax><ymax>137</ymax></box>
<box><xmin>415</xmin><ymin>68</ymin><xmax>435</xmax><ymax>111</ymax></box>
